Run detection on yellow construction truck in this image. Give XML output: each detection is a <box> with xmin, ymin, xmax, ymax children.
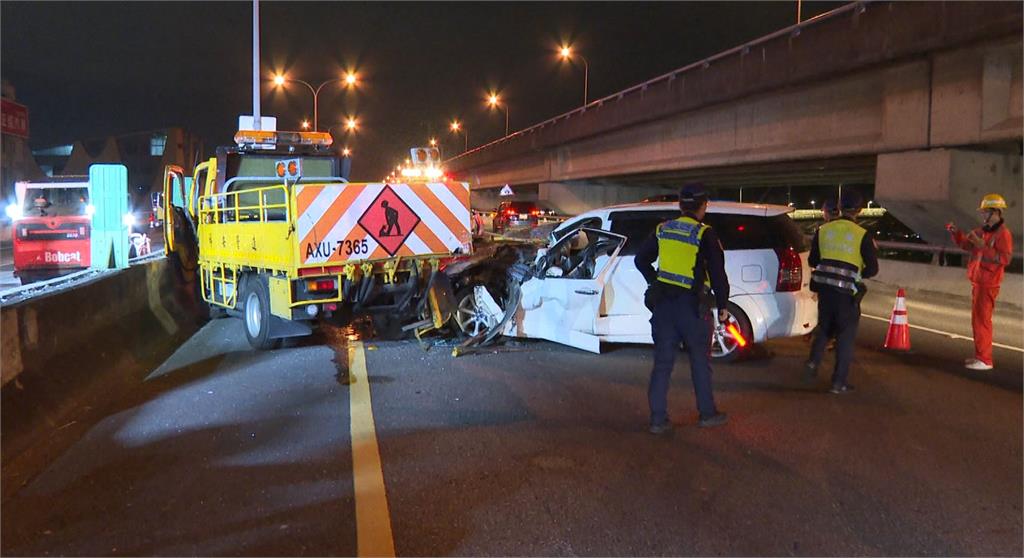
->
<box><xmin>160</xmin><ymin>129</ymin><xmax>470</xmax><ymax>349</ymax></box>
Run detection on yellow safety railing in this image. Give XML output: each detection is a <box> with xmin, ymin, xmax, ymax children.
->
<box><xmin>198</xmin><ymin>184</ymin><xmax>290</xmax><ymax>225</ymax></box>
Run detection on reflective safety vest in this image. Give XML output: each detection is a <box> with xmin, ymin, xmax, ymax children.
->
<box><xmin>812</xmin><ymin>219</ymin><xmax>867</xmax><ymax>295</ymax></box>
<box><xmin>656</xmin><ymin>216</ymin><xmax>708</xmax><ymax>289</ymax></box>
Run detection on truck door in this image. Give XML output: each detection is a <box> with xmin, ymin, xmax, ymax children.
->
<box><xmin>513</xmin><ymin>227</ymin><xmax>626</xmax><ymax>353</ymax></box>
<box><xmin>161</xmin><ymin>164</ymin><xmax>198</xmax><ymax>280</ymax></box>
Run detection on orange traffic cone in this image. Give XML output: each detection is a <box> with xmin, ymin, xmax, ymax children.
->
<box><xmin>883</xmin><ymin>288</ymin><xmax>911</xmax><ymax>351</ymax></box>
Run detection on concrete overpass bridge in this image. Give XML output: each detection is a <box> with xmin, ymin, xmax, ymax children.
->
<box><xmin>446</xmin><ymin>1</ymin><xmax>1023</xmax><ymax>244</ymax></box>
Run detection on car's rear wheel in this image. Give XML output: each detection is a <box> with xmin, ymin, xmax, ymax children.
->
<box><xmin>710</xmin><ymin>302</ymin><xmax>752</xmax><ymax>361</ymax></box>
<box><xmin>679</xmin><ymin>302</ymin><xmax>752</xmax><ymax>361</ymax></box>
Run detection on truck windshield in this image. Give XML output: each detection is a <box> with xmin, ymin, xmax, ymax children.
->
<box><xmin>227</xmin><ymin>153</ymin><xmax>339</xmax><ymax>189</ymax></box>
<box><xmin>23</xmin><ymin>187</ymin><xmax>89</xmax><ymax>217</ymax></box>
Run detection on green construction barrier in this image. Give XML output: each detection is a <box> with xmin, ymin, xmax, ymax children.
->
<box><xmin>89</xmin><ymin>164</ymin><xmax>129</xmax><ymax>269</ymax></box>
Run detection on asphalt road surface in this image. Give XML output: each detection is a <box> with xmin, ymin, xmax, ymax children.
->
<box><xmin>3</xmin><ymin>301</ymin><xmax>1021</xmax><ymax>556</ymax></box>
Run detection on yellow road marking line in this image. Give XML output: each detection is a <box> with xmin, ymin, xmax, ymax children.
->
<box><xmin>348</xmin><ymin>340</ymin><xmax>396</xmax><ymax>557</ymax></box>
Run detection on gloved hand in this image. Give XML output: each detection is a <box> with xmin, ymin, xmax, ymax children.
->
<box><xmin>718</xmin><ymin>308</ymin><xmax>731</xmax><ymax>325</ymax></box>
<box><xmin>643</xmin><ymin>285</ymin><xmax>659</xmax><ymax>312</ymax></box>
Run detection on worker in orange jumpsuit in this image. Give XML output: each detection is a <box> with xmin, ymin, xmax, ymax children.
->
<box><xmin>947</xmin><ymin>194</ymin><xmax>1014</xmax><ymax>371</ymax></box>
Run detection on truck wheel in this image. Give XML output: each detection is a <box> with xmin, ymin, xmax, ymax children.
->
<box><xmin>243</xmin><ymin>276</ymin><xmax>279</xmax><ymax>350</ymax></box>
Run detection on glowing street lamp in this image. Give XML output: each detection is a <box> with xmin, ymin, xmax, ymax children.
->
<box><xmin>450</xmin><ymin>119</ymin><xmax>468</xmax><ymax>152</ymax></box>
<box><xmin>345</xmin><ymin>116</ymin><xmax>359</xmax><ymax>132</ymax></box>
<box><xmin>341</xmin><ymin>147</ymin><xmax>352</xmax><ymax>157</ymax></box>
<box><xmin>558</xmin><ymin>44</ymin><xmax>590</xmax><ymax>106</ymax></box>
<box><xmin>486</xmin><ymin>92</ymin><xmax>509</xmax><ymax>136</ymax></box>
<box><xmin>429</xmin><ymin>138</ymin><xmax>437</xmax><ymax>147</ymax></box>
<box><xmin>301</xmin><ymin>120</ymin><xmax>310</xmax><ymax>130</ymax></box>
<box><xmin>272</xmin><ymin>71</ymin><xmax>360</xmax><ymax>131</ymax></box>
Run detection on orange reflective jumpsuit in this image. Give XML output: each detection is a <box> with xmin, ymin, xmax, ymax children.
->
<box><xmin>950</xmin><ymin>221</ymin><xmax>1013</xmax><ymax>365</ymax></box>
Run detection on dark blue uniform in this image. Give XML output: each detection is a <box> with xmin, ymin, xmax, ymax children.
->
<box><xmin>806</xmin><ymin>216</ymin><xmax>879</xmax><ymax>389</ymax></box>
<box><xmin>635</xmin><ymin>212</ymin><xmax>730</xmax><ymax>425</ymax></box>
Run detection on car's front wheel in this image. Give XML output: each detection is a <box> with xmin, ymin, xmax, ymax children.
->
<box><xmin>453</xmin><ymin>285</ymin><xmax>501</xmax><ymax>338</ymax></box>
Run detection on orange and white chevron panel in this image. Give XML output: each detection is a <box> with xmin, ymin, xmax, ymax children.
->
<box><xmin>295</xmin><ymin>181</ymin><xmax>471</xmax><ymax>266</ymax></box>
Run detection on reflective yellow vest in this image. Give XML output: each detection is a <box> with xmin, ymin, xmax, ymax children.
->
<box><xmin>812</xmin><ymin>219</ymin><xmax>867</xmax><ymax>295</ymax></box>
<box><xmin>818</xmin><ymin>219</ymin><xmax>866</xmax><ymax>272</ymax></box>
<box><xmin>656</xmin><ymin>216</ymin><xmax>708</xmax><ymax>288</ymax></box>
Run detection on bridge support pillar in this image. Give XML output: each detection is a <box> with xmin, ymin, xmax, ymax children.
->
<box><xmin>875</xmin><ymin>148</ymin><xmax>1021</xmax><ymax>245</ymax></box>
<box><xmin>538</xmin><ymin>182</ymin><xmax>677</xmax><ymax>216</ymax></box>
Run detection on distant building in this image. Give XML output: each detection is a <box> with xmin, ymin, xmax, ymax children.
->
<box><xmin>1</xmin><ymin>80</ymin><xmax>44</xmax><ymax>205</ymax></box>
<box><xmin>32</xmin><ymin>127</ymin><xmax>203</xmax><ymax>210</ymax></box>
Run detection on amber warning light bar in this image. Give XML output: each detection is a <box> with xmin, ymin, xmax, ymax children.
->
<box><xmin>234</xmin><ymin>130</ymin><xmax>333</xmax><ymax>149</ymax></box>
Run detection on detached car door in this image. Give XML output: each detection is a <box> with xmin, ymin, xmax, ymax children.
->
<box><xmin>512</xmin><ymin>227</ymin><xmax>626</xmax><ymax>353</ymax></box>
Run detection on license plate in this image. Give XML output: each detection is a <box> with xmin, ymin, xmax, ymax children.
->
<box><xmin>518</xmin><ymin>213</ymin><xmax>528</xmax><ymax>219</ymax></box>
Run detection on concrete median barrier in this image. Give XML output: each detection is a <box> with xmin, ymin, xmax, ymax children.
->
<box><xmin>869</xmin><ymin>260</ymin><xmax>1022</xmax><ymax>309</ymax></box>
<box><xmin>1</xmin><ymin>256</ymin><xmax>204</xmax><ymax>492</ymax></box>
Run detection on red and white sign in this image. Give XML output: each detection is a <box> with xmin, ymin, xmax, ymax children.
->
<box><xmin>295</xmin><ymin>181</ymin><xmax>471</xmax><ymax>266</ymax></box>
<box><xmin>1</xmin><ymin>99</ymin><xmax>29</xmax><ymax>138</ymax></box>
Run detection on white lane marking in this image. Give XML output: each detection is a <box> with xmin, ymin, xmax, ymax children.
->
<box><xmin>862</xmin><ymin>313</ymin><xmax>1024</xmax><ymax>353</ymax></box>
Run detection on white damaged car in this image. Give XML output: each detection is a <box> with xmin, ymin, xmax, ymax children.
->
<box><xmin>456</xmin><ymin>201</ymin><xmax>817</xmax><ymax>360</ymax></box>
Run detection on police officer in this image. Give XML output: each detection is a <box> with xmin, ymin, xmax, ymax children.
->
<box><xmin>806</xmin><ymin>198</ymin><xmax>839</xmax><ymax>353</ymax></box>
<box><xmin>803</xmin><ymin>191</ymin><xmax>878</xmax><ymax>393</ymax></box>
<box><xmin>635</xmin><ymin>183</ymin><xmax>730</xmax><ymax>432</ymax></box>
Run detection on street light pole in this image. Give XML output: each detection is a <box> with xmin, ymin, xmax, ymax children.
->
<box><xmin>252</xmin><ymin>0</ymin><xmax>261</xmax><ymax>130</ymax></box>
<box><xmin>559</xmin><ymin>46</ymin><xmax>590</xmax><ymax>107</ymax></box>
<box><xmin>290</xmin><ymin>79</ymin><xmax>336</xmax><ymax>132</ymax></box>
<box><xmin>486</xmin><ymin>94</ymin><xmax>510</xmax><ymax>137</ymax></box>
<box><xmin>275</xmin><ymin>73</ymin><xmax>358</xmax><ymax>131</ymax></box>
<box><xmin>580</xmin><ymin>55</ymin><xmax>589</xmax><ymax>106</ymax></box>
<box><xmin>450</xmin><ymin>121</ymin><xmax>468</xmax><ymax>152</ymax></box>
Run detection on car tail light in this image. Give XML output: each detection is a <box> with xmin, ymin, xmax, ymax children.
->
<box><xmin>775</xmin><ymin>246</ymin><xmax>802</xmax><ymax>292</ymax></box>
<box><xmin>530</xmin><ymin>209</ymin><xmax>541</xmax><ymax>216</ymax></box>
<box><xmin>306</xmin><ymin>279</ymin><xmax>337</xmax><ymax>292</ymax></box>
<box><xmin>504</xmin><ymin>209</ymin><xmax>516</xmax><ymax>216</ymax></box>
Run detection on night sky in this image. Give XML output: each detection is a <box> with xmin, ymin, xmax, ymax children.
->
<box><xmin>2</xmin><ymin>1</ymin><xmax>841</xmax><ymax>180</ymax></box>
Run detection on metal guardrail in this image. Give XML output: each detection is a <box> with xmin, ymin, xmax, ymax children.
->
<box><xmin>0</xmin><ymin>248</ymin><xmax>166</xmax><ymax>305</ymax></box>
<box><xmin>874</xmin><ymin>240</ymin><xmax>1023</xmax><ymax>270</ymax></box>
<box><xmin>447</xmin><ymin>1</ymin><xmax>863</xmax><ymax>163</ymax></box>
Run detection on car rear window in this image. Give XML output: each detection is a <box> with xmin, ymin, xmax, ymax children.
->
<box><xmin>704</xmin><ymin>213</ymin><xmax>808</xmax><ymax>252</ymax></box>
<box><xmin>609</xmin><ymin>210</ymin><xmax>807</xmax><ymax>254</ymax></box>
